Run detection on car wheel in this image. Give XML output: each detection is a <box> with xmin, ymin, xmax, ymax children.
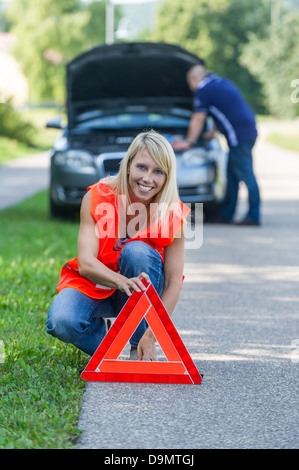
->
<box><xmin>49</xmin><ymin>197</ymin><xmax>77</xmax><ymax>220</ymax></box>
<box><xmin>203</xmin><ymin>201</ymin><xmax>223</xmax><ymax>222</ymax></box>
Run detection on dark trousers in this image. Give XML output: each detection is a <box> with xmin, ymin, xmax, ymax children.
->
<box><xmin>219</xmin><ymin>140</ymin><xmax>260</xmax><ymax>222</ymax></box>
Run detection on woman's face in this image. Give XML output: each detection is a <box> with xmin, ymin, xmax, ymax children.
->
<box><xmin>127</xmin><ymin>147</ymin><xmax>166</xmax><ymax>205</ymax></box>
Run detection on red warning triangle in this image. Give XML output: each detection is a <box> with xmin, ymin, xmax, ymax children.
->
<box><xmin>81</xmin><ymin>280</ymin><xmax>202</xmax><ymax>384</ymax></box>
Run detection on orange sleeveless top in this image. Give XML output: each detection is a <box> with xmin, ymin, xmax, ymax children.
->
<box><xmin>56</xmin><ymin>182</ymin><xmax>190</xmax><ymax>299</ymax></box>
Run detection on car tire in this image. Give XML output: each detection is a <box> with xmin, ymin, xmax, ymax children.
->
<box><xmin>49</xmin><ymin>197</ymin><xmax>77</xmax><ymax>220</ymax></box>
<box><xmin>203</xmin><ymin>201</ymin><xmax>223</xmax><ymax>222</ymax></box>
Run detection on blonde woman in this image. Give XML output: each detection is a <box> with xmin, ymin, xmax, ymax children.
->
<box><xmin>47</xmin><ymin>130</ymin><xmax>190</xmax><ymax>361</ymax></box>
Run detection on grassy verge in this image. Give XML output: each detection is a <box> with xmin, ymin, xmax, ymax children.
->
<box><xmin>20</xmin><ymin>106</ymin><xmax>65</xmax><ymax>150</ymax></box>
<box><xmin>0</xmin><ymin>107</ymin><xmax>64</xmax><ymax>165</ymax></box>
<box><xmin>0</xmin><ymin>191</ymin><xmax>87</xmax><ymax>449</ymax></box>
<box><xmin>266</xmin><ymin>132</ymin><xmax>299</xmax><ymax>153</ymax></box>
<box><xmin>0</xmin><ymin>137</ymin><xmax>41</xmax><ymax>165</ymax></box>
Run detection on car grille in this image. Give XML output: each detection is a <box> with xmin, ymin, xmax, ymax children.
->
<box><xmin>100</xmin><ymin>145</ymin><xmax>128</xmax><ymax>152</ymax></box>
<box><xmin>63</xmin><ymin>187</ymin><xmax>87</xmax><ymax>200</ymax></box>
<box><xmin>103</xmin><ymin>158</ymin><xmax>123</xmax><ymax>174</ymax></box>
<box><xmin>179</xmin><ymin>186</ymin><xmax>199</xmax><ymax>196</ymax></box>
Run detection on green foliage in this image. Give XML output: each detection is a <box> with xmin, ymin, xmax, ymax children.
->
<box><xmin>0</xmin><ymin>191</ymin><xmax>86</xmax><ymax>449</ymax></box>
<box><xmin>4</xmin><ymin>0</ymin><xmax>120</xmax><ymax>104</ymax></box>
<box><xmin>0</xmin><ymin>101</ymin><xmax>36</xmax><ymax>146</ymax></box>
<box><xmin>266</xmin><ymin>132</ymin><xmax>299</xmax><ymax>152</ymax></box>
<box><xmin>5</xmin><ymin>0</ymin><xmax>87</xmax><ymax>103</ymax></box>
<box><xmin>0</xmin><ymin>106</ymin><xmax>65</xmax><ymax>164</ymax></box>
<box><xmin>0</xmin><ymin>137</ymin><xmax>39</xmax><ymax>164</ymax></box>
<box><xmin>153</xmin><ymin>0</ymin><xmax>299</xmax><ymax>117</ymax></box>
<box><xmin>150</xmin><ymin>0</ymin><xmax>271</xmax><ymax>113</ymax></box>
<box><xmin>19</xmin><ymin>106</ymin><xmax>66</xmax><ymax>150</ymax></box>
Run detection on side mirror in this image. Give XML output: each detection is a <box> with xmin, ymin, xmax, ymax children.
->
<box><xmin>46</xmin><ymin>117</ymin><xmax>64</xmax><ymax>129</ymax></box>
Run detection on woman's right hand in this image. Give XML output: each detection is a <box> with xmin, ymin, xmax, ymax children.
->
<box><xmin>115</xmin><ymin>272</ymin><xmax>150</xmax><ymax>297</ymax></box>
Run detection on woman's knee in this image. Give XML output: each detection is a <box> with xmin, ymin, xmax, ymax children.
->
<box><xmin>119</xmin><ymin>241</ymin><xmax>162</xmax><ymax>275</ymax></box>
<box><xmin>118</xmin><ymin>241</ymin><xmax>164</xmax><ymax>294</ymax></box>
<box><xmin>46</xmin><ymin>288</ymin><xmax>90</xmax><ymax>343</ymax></box>
<box><xmin>47</xmin><ymin>301</ymin><xmax>75</xmax><ymax>343</ymax></box>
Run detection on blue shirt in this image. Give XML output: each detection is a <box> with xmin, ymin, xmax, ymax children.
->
<box><xmin>193</xmin><ymin>74</ymin><xmax>257</xmax><ymax>147</ymax></box>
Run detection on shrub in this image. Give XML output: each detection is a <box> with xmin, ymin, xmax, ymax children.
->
<box><xmin>0</xmin><ymin>99</ymin><xmax>37</xmax><ymax>146</ymax></box>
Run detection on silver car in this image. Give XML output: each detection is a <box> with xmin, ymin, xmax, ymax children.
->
<box><xmin>47</xmin><ymin>42</ymin><xmax>226</xmax><ymax>220</ymax></box>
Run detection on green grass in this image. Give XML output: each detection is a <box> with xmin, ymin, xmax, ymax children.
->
<box><xmin>266</xmin><ymin>132</ymin><xmax>299</xmax><ymax>153</ymax></box>
<box><xmin>0</xmin><ymin>107</ymin><xmax>64</xmax><ymax>165</ymax></box>
<box><xmin>20</xmin><ymin>106</ymin><xmax>66</xmax><ymax>150</ymax></box>
<box><xmin>0</xmin><ymin>137</ymin><xmax>42</xmax><ymax>165</ymax></box>
<box><xmin>0</xmin><ymin>191</ymin><xmax>87</xmax><ymax>449</ymax></box>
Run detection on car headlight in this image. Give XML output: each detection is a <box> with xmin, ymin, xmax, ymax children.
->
<box><xmin>54</xmin><ymin>150</ymin><xmax>94</xmax><ymax>168</ymax></box>
<box><xmin>181</xmin><ymin>148</ymin><xmax>210</xmax><ymax>167</ymax></box>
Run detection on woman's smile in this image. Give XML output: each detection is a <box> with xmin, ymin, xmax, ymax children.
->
<box><xmin>137</xmin><ymin>183</ymin><xmax>154</xmax><ymax>192</ymax></box>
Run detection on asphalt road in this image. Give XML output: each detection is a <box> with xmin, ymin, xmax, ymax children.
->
<box><xmin>77</xmin><ymin>124</ymin><xmax>299</xmax><ymax>449</ymax></box>
<box><xmin>0</xmin><ymin>124</ymin><xmax>298</xmax><ymax>449</ymax></box>
<box><xmin>0</xmin><ymin>151</ymin><xmax>49</xmax><ymax>210</ymax></box>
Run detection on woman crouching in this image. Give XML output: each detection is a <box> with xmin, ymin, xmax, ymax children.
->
<box><xmin>46</xmin><ymin>130</ymin><xmax>190</xmax><ymax>361</ymax></box>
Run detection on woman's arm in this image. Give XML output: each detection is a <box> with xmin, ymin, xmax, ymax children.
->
<box><xmin>77</xmin><ymin>191</ymin><xmax>149</xmax><ymax>296</ymax></box>
<box><xmin>137</xmin><ymin>228</ymin><xmax>186</xmax><ymax>360</ymax></box>
<box><xmin>160</xmin><ymin>231</ymin><xmax>186</xmax><ymax>314</ymax></box>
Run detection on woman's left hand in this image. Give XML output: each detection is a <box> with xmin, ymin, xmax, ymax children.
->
<box><xmin>137</xmin><ymin>332</ymin><xmax>157</xmax><ymax>361</ymax></box>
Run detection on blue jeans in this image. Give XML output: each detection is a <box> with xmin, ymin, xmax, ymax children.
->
<box><xmin>219</xmin><ymin>141</ymin><xmax>260</xmax><ymax>222</ymax></box>
<box><xmin>46</xmin><ymin>241</ymin><xmax>164</xmax><ymax>356</ymax></box>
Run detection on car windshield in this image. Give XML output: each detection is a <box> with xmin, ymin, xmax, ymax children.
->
<box><xmin>74</xmin><ymin>113</ymin><xmax>190</xmax><ymax>130</ymax></box>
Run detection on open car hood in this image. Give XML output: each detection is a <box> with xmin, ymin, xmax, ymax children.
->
<box><xmin>67</xmin><ymin>42</ymin><xmax>204</xmax><ymax>128</ymax></box>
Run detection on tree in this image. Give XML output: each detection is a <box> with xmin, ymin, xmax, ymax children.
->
<box><xmin>0</xmin><ymin>99</ymin><xmax>36</xmax><ymax>145</ymax></box>
<box><xmin>0</xmin><ymin>0</ymin><xmax>11</xmax><ymax>31</ymax></box>
<box><xmin>150</xmin><ymin>0</ymin><xmax>270</xmax><ymax>113</ymax></box>
<box><xmin>5</xmin><ymin>0</ymin><xmax>119</xmax><ymax>104</ymax></box>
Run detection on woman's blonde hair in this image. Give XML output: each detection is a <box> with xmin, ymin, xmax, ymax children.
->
<box><xmin>103</xmin><ymin>130</ymin><xmax>179</xmax><ymax>213</ymax></box>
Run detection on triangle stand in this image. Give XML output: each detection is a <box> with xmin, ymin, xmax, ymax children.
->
<box><xmin>81</xmin><ymin>280</ymin><xmax>202</xmax><ymax>384</ymax></box>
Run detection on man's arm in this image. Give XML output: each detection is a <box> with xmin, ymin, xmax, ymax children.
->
<box><xmin>202</xmin><ymin>121</ymin><xmax>217</xmax><ymax>140</ymax></box>
<box><xmin>172</xmin><ymin>112</ymin><xmax>207</xmax><ymax>151</ymax></box>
